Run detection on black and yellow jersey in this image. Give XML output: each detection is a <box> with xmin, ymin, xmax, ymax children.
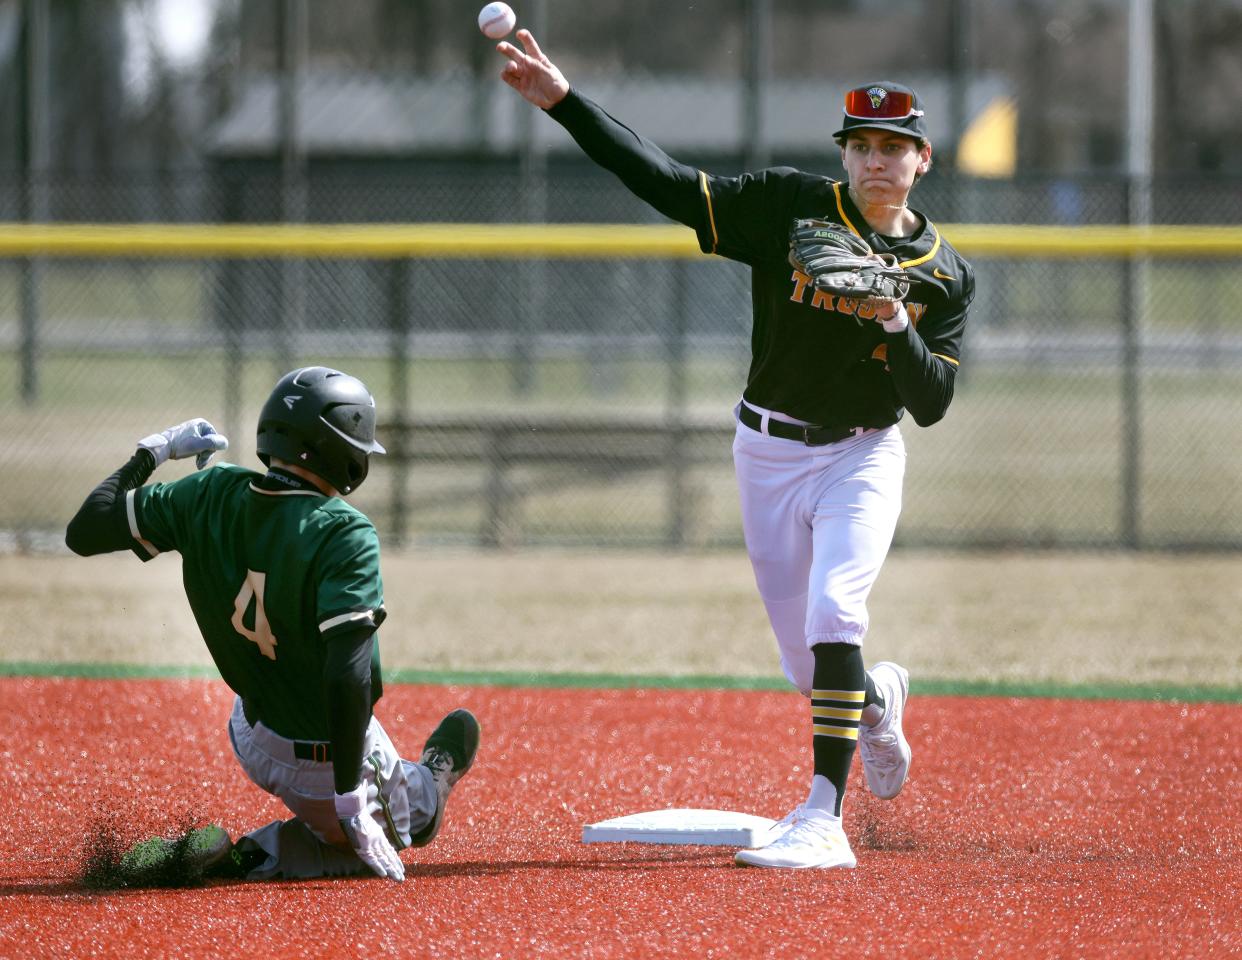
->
<box><xmin>548</xmin><ymin>89</ymin><xmax>975</xmax><ymax>429</ymax></box>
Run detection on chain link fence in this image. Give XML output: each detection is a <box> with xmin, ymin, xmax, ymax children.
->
<box><xmin>4</xmin><ymin>0</ymin><xmax>1242</xmax><ymax>551</ymax></box>
<box><xmin>3</xmin><ymin>191</ymin><xmax>1242</xmax><ymax>552</ymax></box>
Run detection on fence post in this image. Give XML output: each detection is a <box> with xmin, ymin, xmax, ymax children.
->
<box><xmin>742</xmin><ymin>0</ymin><xmax>771</xmax><ymax>171</ymax></box>
<box><xmin>513</xmin><ymin>0</ymin><xmax>548</xmax><ymax>396</ymax></box>
<box><xmin>216</xmin><ymin>174</ymin><xmax>245</xmax><ymax>451</ymax></box>
<box><xmin>1120</xmin><ymin>256</ymin><xmax>1143</xmax><ymax>550</ymax></box>
<box><xmin>388</xmin><ymin>259</ymin><xmax>412</xmax><ymax>546</ymax></box>
<box><xmin>1121</xmin><ymin>0</ymin><xmax>1153</xmax><ymax>550</ymax></box>
<box><xmin>665</xmin><ymin>261</ymin><xmax>689</xmax><ymax>547</ymax></box>
<box><xmin>18</xmin><ymin>0</ymin><xmax>49</xmax><ymax>406</ymax></box>
<box><xmin>275</xmin><ymin>0</ymin><xmax>306</xmax><ymax>377</ymax></box>
<box><xmin>19</xmin><ymin>257</ymin><xmax>41</xmax><ymax>406</ymax></box>
<box><xmin>481</xmin><ymin>426</ymin><xmax>510</xmax><ymax>548</ymax></box>
<box><xmin>222</xmin><ymin>290</ymin><xmax>244</xmax><ymax>462</ymax></box>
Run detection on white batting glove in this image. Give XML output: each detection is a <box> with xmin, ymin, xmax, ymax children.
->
<box><xmin>137</xmin><ymin>418</ymin><xmax>229</xmax><ymax>470</ymax></box>
<box><xmin>334</xmin><ymin>783</ymin><xmax>405</xmax><ymax>882</ymax></box>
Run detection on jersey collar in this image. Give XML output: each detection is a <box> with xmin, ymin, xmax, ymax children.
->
<box><xmin>251</xmin><ymin>468</ymin><xmax>328</xmax><ymax>497</ymax></box>
<box><xmin>831</xmin><ymin>181</ymin><xmax>939</xmax><ymax>268</ymax></box>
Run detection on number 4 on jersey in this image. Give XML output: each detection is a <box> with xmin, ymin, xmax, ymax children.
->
<box><xmin>232</xmin><ymin>569</ymin><xmax>278</xmax><ymax>660</ymax></box>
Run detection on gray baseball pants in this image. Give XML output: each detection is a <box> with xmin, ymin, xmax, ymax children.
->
<box><xmin>226</xmin><ymin>695</ymin><xmax>439</xmax><ymax>879</ymax></box>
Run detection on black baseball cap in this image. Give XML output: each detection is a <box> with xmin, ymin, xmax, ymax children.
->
<box><xmin>832</xmin><ymin>82</ymin><xmax>929</xmax><ymax>142</ymax></box>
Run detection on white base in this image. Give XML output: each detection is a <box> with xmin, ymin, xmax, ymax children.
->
<box><xmin>581</xmin><ymin>808</ymin><xmax>778</xmax><ymax>847</ymax></box>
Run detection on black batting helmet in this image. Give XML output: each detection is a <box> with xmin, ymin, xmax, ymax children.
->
<box><xmin>256</xmin><ymin>366</ymin><xmax>386</xmax><ymax>495</ymax></box>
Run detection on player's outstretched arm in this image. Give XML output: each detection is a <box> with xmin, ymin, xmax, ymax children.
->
<box><xmin>496</xmin><ymin>29</ymin><xmax>568</xmax><ymax>109</ymax></box>
<box><xmin>496</xmin><ymin>30</ymin><xmax>704</xmax><ymax>230</ymax></box>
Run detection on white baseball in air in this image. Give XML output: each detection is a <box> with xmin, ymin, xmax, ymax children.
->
<box><xmin>478</xmin><ymin>2</ymin><xmax>516</xmax><ymax>39</ymax></box>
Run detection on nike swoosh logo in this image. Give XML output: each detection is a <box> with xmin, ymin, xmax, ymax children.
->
<box><xmin>933</xmin><ymin>268</ymin><xmax>954</xmax><ymax>280</ymax></box>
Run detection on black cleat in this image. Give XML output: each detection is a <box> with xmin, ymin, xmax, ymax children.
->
<box><xmin>408</xmin><ymin>708</ymin><xmax>480</xmax><ymax>848</ymax></box>
<box><xmin>206</xmin><ymin>843</ymin><xmax>269</xmax><ymax>880</ymax></box>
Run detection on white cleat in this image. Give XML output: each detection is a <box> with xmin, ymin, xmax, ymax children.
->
<box><xmin>747</xmin><ymin>805</ymin><xmax>806</xmax><ymax>850</ymax></box>
<box><xmin>859</xmin><ymin>661</ymin><xmax>912</xmax><ymax>800</ymax></box>
<box><xmin>734</xmin><ymin>807</ymin><xmax>856</xmax><ymax>869</ymax></box>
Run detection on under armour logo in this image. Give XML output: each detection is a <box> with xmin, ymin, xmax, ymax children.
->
<box><xmin>283</xmin><ymin>395</ymin><xmax>301</xmax><ymax>409</ymax></box>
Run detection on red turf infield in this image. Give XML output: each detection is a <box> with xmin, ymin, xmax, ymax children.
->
<box><xmin>0</xmin><ymin>677</ymin><xmax>1238</xmax><ymax>959</ymax></box>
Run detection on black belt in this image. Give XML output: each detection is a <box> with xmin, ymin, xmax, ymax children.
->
<box><xmin>738</xmin><ymin>404</ymin><xmax>873</xmax><ymax>446</ymax></box>
<box><xmin>243</xmin><ymin>698</ymin><xmax>332</xmax><ymax>762</ymax></box>
<box><xmin>294</xmin><ymin>741</ymin><xmax>333</xmax><ymax>762</ymax></box>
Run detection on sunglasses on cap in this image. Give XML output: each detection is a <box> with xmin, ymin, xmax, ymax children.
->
<box><xmin>843</xmin><ymin>86</ymin><xmax>924</xmax><ymax>121</ymax></box>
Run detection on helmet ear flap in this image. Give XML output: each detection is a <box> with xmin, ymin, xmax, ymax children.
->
<box><xmin>344</xmin><ymin>456</ymin><xmax>368</xmax><ymax>493</ymax></box>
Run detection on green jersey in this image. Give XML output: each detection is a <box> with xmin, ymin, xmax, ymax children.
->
<box><xmin>126</xmin><ymin>463</ymin><xmax>385</xmax><ymax>740</ymax></box>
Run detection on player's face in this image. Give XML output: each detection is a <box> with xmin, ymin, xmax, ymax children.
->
<box><xmin>841</xmin><ymin>130</ymin><xmax>931</xmax><ymax>206</ymax></box>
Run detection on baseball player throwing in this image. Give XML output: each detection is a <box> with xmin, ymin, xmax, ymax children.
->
<box><xmin>498</xmin><ymin>32</ymin><xmax>973</xmax><ymax>869</ymax></box>
<box><xmin>66</xmin><ymin>366</ymin><xmax>480</xmax><ymax>882</ymax></box>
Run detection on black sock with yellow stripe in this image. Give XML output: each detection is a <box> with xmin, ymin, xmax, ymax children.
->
<box><xmin>810</xmin><ymin>642</ymin><xmax>865</xmax><ymax>817</ymax></box>
<box><xmin>861</xmin><ymin>672</ymin><xmax>886</xmax><ymax>727</ymax></box>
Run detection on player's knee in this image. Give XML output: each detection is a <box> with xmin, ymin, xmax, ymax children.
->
<box><xmin>780</xmin><ymin>658</ymin><xmax>814</xmax><ymax>697</ymax></box>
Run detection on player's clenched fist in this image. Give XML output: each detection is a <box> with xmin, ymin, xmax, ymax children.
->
<box><xmin>137</xmin><ymin>418</ymin><xmax>228</xmax><ymax>470</ymax></box>
<box><xmin>496</xmin><ymin>29</ymin><xmax>568</xmax><ymax>109</ymax></box>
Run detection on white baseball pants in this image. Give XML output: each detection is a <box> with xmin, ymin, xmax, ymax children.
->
<box><xmin>732</xmin><ymin>402</ymin><xmax>906</xmax><ymax>696</ymax></box>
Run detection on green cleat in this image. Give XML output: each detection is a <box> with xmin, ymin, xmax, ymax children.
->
<box><xmin>117</xmin><ymin>825</ymin><xmax>234</xmax><ymax>887</ymax></box>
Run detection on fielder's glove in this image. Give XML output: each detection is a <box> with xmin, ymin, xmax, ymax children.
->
<box><xmin>137</xmin><ymin>418</ymin><xmax>228</xmax><ymax>470</ymax></box>
<box><xmin>335</xmin><ymin>783</ymin><xmax>405</xmax><ymax>882</ymax></box>
<box><xmin>788</xmin><ymin>219</ymin><xmax>911</xmax><ymax>312</ymax></box>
